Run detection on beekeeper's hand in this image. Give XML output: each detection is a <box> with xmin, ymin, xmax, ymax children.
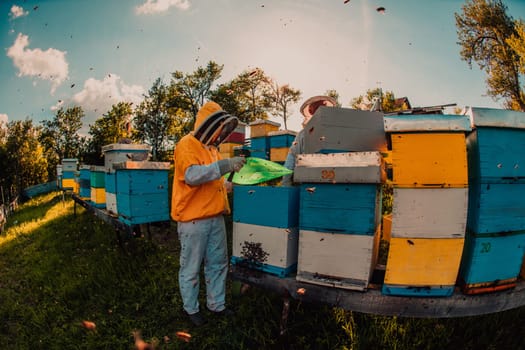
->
<box><xmin>217</xmin><ymin>157</ymin><xmax>246</xmax><ymax>175</ymax></box>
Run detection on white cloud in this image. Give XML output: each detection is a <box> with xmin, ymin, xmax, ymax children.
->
<box><xmin>6</xmin><ymin>33</ymin><xmax>69</xmax><ymax>94</ymax></box>
<box><xmin>0</xmin><ymin>113</ymin><xmax>8</xmax><ymax>125</ymax></box>
<box><xmin>135</xmin><ymin>0</ymin><xmax>190</xmax><ymax>15</ymax></box>
<box><xmin>9</xmin><ymin>5</ymin><xmax>28</xmax><ymax>19</ymax></box>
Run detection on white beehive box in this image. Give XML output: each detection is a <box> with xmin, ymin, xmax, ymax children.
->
<box><xmin>296</xmin><ymin>229</ymin><xmax>380</xmax><ymax>291</ymax></box>
<box><xmin>293</xmin><ymin>152</ymin><xmax>386</xmax><ymax>184</ymax></box>
<box><xmin>232</xmin><ymin>222</ymin><xmax>298</xmax><ymax>277</ymax></box>
<box><xmin>392</xmin><ymin>187</ymin><xmax>468</xmax><ymax>239</ymax></box>
<box><xmin>102</xmin><ymin>143</ymin><xmax>151</xmax><ymax>173</ymax></box>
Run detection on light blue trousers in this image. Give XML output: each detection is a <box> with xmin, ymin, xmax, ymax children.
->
<box><xmin>178</xmin><ymin>215</ymin><xmax>228</xmax><ymax>315</ymax></box>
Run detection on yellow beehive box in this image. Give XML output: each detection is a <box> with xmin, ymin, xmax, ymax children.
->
<box><xmin>382</xmin><ymin>214</ymin><xmax>392</xmax><ymax>241</ymax></box>
<box><xmin>391</xmin><ymin>133</ymin><xmax>468</xmax><ymax>187</ymax></box>
<box><xmin>219</xmin><ymin>142</ymin><xmax>241</xmax><ymax>154</ymax></box>
<box><xmin>270</xmin><ymin>147</ymin><xmax>289</xmax><ymax>162</ymax></box>
<box><xmin>90</xmin><ymin>187</ymin><xmax>106</xmax><ymax>205</ymax></box>
<box><xmin>62</xmin><ymin>178</ymin><xmax>76</xmax><ymax>191</ymax></box>
<box><xmin>220</xmin><ymin>152</ymin><xmax>231</xmax><ymax>159</ymax></box>
<box><xmin>249</xmin><ymin>120</ymin><xmax>280</xmax><ymax>138</ymax></box>
<box><xmin>384</xmin><ymin>237</ymin><xmax>464</xmax><ymax>286</ymax></box>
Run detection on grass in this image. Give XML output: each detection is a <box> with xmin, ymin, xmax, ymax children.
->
<box><xmin>0</xmin><ymin>191</ymin><xmax>524</xmax><ymax>349</ymax></box>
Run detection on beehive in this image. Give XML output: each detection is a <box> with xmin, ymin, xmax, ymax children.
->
<box><xmin>269</xmin><ymin>147</ymin><xmax>289</xmax><ymax>163</ymax></box>
<box><xmin>90</xmin><ymin>166</ymin><xmax>106</xmax><ymax>208</ymax></box>
<box><xmin>382</xmin><ymin>214</ymin><xmax>392</xmax><ymax>241</ymax></box>
<box><xmin>249</xmin><ymin>119</ymin><xmax>280</xmax><ymax>138</ymax></box>
<box><xmin>224</xmin><ymin>121</ymin><xmax>246</xmax><ymax>143</ymax></box>
<box><xmin>105</xmin><ymin>172</ymin><xmax>118</xmax><ymax>215</ymax></box>
<box><xmin>268</xmin><ymin>130</ymin><xmax>296</xmax><ymax>148</ymax></box>
<box><xmin>219</xmin><ymin>142</ymin><xmax>242</xmax><ymax>158</ymax></box>
<box><xmin>78</xmin><ymin>165</ymin><xmax>91</xmax><ymax>199</ymax></box>
<box><xmin>296</xmin><ymin>228</ymin><xmax>380</xmax><ymax>291</ymax></box>
<box><xmin>113</xmin><ymin>161</ymin><xmax>170</xmax><ymax>225</ymax></box>
<box><xmin>391</xmin><ymin>187</ymin><xmax>468</xmax><ymax>238</ymax></box>
<box><xmin>232</xmin><ymin>185</ymin><xmax>300</xmax><ymax>277</ymax></box>
<box><xmin>61</xmin><ymin>158</ymin><xmax>78</xmax><ymax>172</ymax></box>
<box><xmin>459</xmin><ymin>231</ymin><xmax>525</xmax><ymax>294</ymax></box>
<box><xmin>232</xmin><ymin>222</ymin><xmax>298</xmax><ymax>277</ymax></box>
<box><xmin>293</xmin><ymin>152</ymin><xmax>386</xmax><ymax>184</ymax></box>
<box><xmin>382</xmin><ymin>237</ymin><xmax>465</xmax><ymax>297</ymax></box>
<box><xmin>299</xmin><ymin>183</ymin><xmax>381</xmax><ymax>235</ymax></box>
<box><xmin>249</xmin><ymin>136</ymin><xmax>270</xmax><ymax>160</ymax></box>
<box><xmin>303</xmin><ymin>107</ymin><xmax>387</xmax><ymax>154</ymax></box>
<box><xmin>101</xmin><ymin>143</ymin><xmax>151</xmax><ymax>173</ymax></box>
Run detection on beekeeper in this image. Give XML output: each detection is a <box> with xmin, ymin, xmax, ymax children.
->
<box><xmin>282</xmin><ymin>95</ymin><xmax>337</xmax><ymax>185</ymax></box>
<box><xmin>171</xmin><ymin>101</ymin><xmax>246</xmax><ymax>326</ymax></box>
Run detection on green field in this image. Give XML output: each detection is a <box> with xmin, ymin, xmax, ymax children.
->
<box><xmin>0</xmin><ymin>192</ymin><xmax>524</xmax><ymax>349</ymax></box>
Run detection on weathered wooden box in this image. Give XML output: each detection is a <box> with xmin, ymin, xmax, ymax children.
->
<box><xmin>459</xmin><ymin>231</ymin><xmax>525</xmax><ymax>294</ymax></box>
<box><xmin>390</xmin><ymin>133</ymin><xmax>468</xmax><ymax>187</ymax></box>
<box><xmin>268</xmin><ymin>130</ymin><xmax>296</xmax><ymax>148</ymax></box>
<box><xmin>102</xmin><ymin>143</ymin><xmax>151</xmax><ymax>173</ymax></box>
<box><xmin>382</xmin><ymin>237</ymin><xmax>465</xmax><ymax>297</ymax></box>
<box><xmin>303</xmin><ymin>107</ymin><xmax>387</xmax><ymax>154</ymax></box>
<box><xmin>293</xmin><ymin>152</ymin><xmax>386</xmax><ymax>184</ymax></box>
<box><xmin>233</xmin><ymin>185</ymin><xmax>300</xmax><ymax>228</ymax></box>
<box><xmin>299</xmin><ymin>183</ymin><xmax>381</xmax><ymax>235</ymax></box>
<box><xmin>467</xmin><ymin>182</ymin><xmax>525</xmax><ymax>234</ymax></box>
<box><xmin>78</xmin><ymin>165</ymin><xmax>91</xmax><ymax>199</ymax></box>
<box><xmin>384</xmin><ymin>114</ymin><xmax>471</xmax><ymax>133</ymax></box>
<box><xmin>249</xmin><ymin>119</ymin><xmax>280</xmax><ymax>138</ymax></box>
<box><xmin>391</xmin><ymin>187</ymin><xmax>468</xmax><ymax>238</ymax></box>
<box><xmin>113</xmin><ymin>161</ymin><xmax>170</xmax><ymax>225</ymax></box>
<box><xmin>231</xmin><ymin>222</ymin><xmax>298</xmax><ymax>277</ymax></box>
<box><xmin>296</xmin><ymin>228</ymin><xmax>380</xmax><ymax>291</ymax></box>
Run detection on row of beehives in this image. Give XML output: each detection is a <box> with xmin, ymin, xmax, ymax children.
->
<box><xmin>231</xmin><ymin>106</ymin><xmax>525</xmax><ymax>296</ymax></box>
<box><xmin>58</xmin><ymin>144</ymin><xmax>170</xmax><ymax>226</ymax></box>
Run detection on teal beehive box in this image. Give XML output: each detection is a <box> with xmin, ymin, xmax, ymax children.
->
<box><xmin>233</xmin><ymin>185</ymin><xmax>299</xmax><ymax>228</ymax></box>
<box><xmin>79</xmin><ymin>165</ymin><xmax>91</xmax><ymax>199</ymax></box>
<box><xmin>113</xmin><ymin>161</ymin><xmax>170</xmax><ymax>225</ymax></box>
<box><xmin>299</xmin><ymin>183</ymin><xmax>381</xmax><ymax>235</ymax></box>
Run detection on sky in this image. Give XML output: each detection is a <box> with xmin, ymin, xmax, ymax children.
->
<box><xmin>1</xmin><ymin>0</ymin><xmax>525</xmax><ymax>135</ymax></box>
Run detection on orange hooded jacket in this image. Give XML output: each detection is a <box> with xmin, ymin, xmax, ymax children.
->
<box><xmin>170</xmin><ymin>102</ymin><xmax>230</xmax><ymax>222</ymax></box>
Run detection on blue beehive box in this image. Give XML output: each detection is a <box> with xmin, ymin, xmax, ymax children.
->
<box><xmin>249</xmin><ymin>137</ymin><xmax>270</xmax><ymax>159</ymax></box>
<box><xmin>459</xmin><ymin>230</ymin><xmax>525</xmax><ymax>294</ymax></box>
<box><xmin>113</xmin><ymin>161</ymin><xmax>170</xmax><ymax>225</ymax></box>
<box><xmin>268</xmin><ymin>130</ymin><xmax>296</xmax><ymax>148</ymax></box>
<box><xmin>79</xmin><ymin>165</ymin><xmax>91</xmax><ymax>199</ymax></box>
<box><xmin>467</xmin><ymin>182</ymin><xmax>525</xmax><ymax>234</ymax></box>
<box><xmin>299</xmin><ymin>183</ymin><xmax>381</xmax><ymax>235</ymax></box>
<box><xmin>233</xmin><ymin>185</ymin><xmax>300</xmax><ymax>228</ymax></box>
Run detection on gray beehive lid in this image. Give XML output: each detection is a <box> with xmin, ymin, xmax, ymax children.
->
<box><xmin>465</xmin><ymin>107</ymin><xmax>525</xmax><ymax>129</ymax></box>
<box><xmin>101</xmin><ymin>143</ymin><xmax>152</xmax><ymax>154</ymax></box>
<box><xmin>268</xmin><ymin>130</ymin><xmax>297</xmax><ymax>137</ymax></box>
<box><xmin>303</xmin><ymin>107</ymin><xmax>387</xmax><ymax>153</ymax></box>
<box><xmin>383</xmin><ymin>115</ymin><xmax>471</xmax><ymax>132</ymax></box>
<box><xmin>90</xmin><ymin>165</ymin><xmax>106</xmax><ymax>172</ymax></box>
<box><xmin>249</xmin><ymin>119</ymin><xmax>281</xmax><ymax>127</ymax></box>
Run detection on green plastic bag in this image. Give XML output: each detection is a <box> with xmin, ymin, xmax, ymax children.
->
<box><xmin>226</xmin><ymin>157</ymin><xmax>292</xmax><ymax>185</ymax></box>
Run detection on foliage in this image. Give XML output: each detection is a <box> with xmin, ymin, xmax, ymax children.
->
<box><xmin>350</xmin><ymin>88</ymin><xmax>404</xmax><ymax>113</ymax></box>
<box><xmin>209</xmin><ymin>68</ymin><xmax>271</xmax><ymax>124</ymax></box>
<box><xmin>325</xmin><ymin>89</ymin><xmax>342</xmax><ymax>107</ymax></box>
<box><xmin>1</xmin><ymin>192</ymin><xmax>524</xmax><ymax>349</ymax></box>
<box><xmin>87</xmin><ymin>102</ymin><xmax>134</xmax><ymax>162</ymax></box>
<box><xmin>455</xmin><ymin>0</ymin><xmax>525</xmax><ymax>111</ymax></box>
<box><xmin>134</xmin><ymin>78</ymin><xmax>179</xmax><ymax>161</ymax></box>
<box><xmin>262</xmin><ymin>81</ymin><xmax>302</xmax><ymax>130</ymax></box>
<box><xmin>2</xmin><ymin>120</ymin><xmax>47</xmax><ymax>200</ymax></box>
<box><xmin>39</xmin><ymin>106</ymin><xmax>86</xmax><ymax>179</ymax></box>
<box><xmin>169</xmin><ymin>61</ymin><xmax>224</xmax><ymax>128</ymax></box>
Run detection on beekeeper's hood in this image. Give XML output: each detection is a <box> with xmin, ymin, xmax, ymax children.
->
<box><xmin>193</xmin><ymin>101</ymin><xmax>239</xmax><ymax>146</ymax></box>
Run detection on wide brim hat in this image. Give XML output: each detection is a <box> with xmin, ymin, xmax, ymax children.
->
<box><xmin>299</xmin><ymin>95</ymin><xmax>337</xmax><ymax>118</ymax></box>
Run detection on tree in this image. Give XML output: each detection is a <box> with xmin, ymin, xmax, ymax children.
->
<box><xmin>4</xmin><ymin>119</ymin><xmax>47</xmax><ymax>198</ymax></box>
<box><xmin>134</xmin><ymin>78</ymin><xmax>180</xmax><ymax>161</ymax></box>
<box><xmin>325</xmin><ymin>89</ymin><xmax>342</xmax><ymax>107</ymax></box>
<box><xmin>506</xmin><ymin>20</ymin><xmax>525</xmax><ymax>110</ymax></box>
<box><xmin>40</xmin><ymin>106</ymin><xmax>85</xmax><ymax>180</ymax></box>
<box><xmin>262</xmin><ymin>81</ymin><xmax>302</xmax><ymax>130</ymax></box>
<box><xmin>169</xmin><ymin>61</ymin><xmax>223</xmax><ymax>128</ymax></box>
<box><xmin>455</xmin><ymin>0</ymin><xmax>525</xmax><ymax>111</ymax></box>
<box><xmin>87</xmin><ymin>102</ymin><xmax>134</xmax><ymax>162</ymax></box>
<box><xmin>350</xmin><ymin>88</ymin><xmax>401</xmax><ymax>113</ymax></box>
<box><xmin>209</xmin><ymin>68</ymin><xmax>271</xmax><ymax>124</ymax></box>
